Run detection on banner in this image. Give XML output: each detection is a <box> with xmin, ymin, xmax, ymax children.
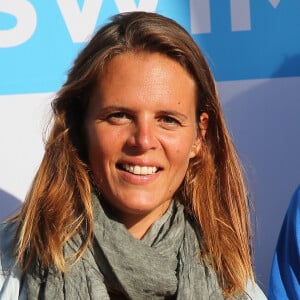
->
<box><xmin>1</xmin><ymin>0</ymin><xmax>300</xmax><ymax>94</ymax></box>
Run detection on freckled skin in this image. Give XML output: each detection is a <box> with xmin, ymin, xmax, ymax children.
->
<box><xmin>85</xmin><ymin>52</ymin><xmax>204</xmax><ymax>237</ymax></box>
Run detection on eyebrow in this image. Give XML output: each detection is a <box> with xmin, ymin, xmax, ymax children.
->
<box><xmin>97</xmin><ymin>106</ymin><xmax>189</xmax><ymax>120</ymax></box>
<box><xmin>157</xmin><ymin>110</ymin><xmax>188</xmax><ymax>121</ymax></box>
<box><xmin>96</xmin><ymin>106</ymin><xmax>134</xmax><ymax>115</ymax></box>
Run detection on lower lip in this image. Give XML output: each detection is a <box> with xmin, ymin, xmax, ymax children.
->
<box><xmin>118</xmin><ymin>168</ymin><xmax>160</xmax><ymax>185</ymax></box>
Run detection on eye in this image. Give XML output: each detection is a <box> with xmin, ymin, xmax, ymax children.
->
<box><xmin>107</xmin><ymin>112</ymin><xmax>131</xmax><ymax>125</ymax></box>
<box><xmin>159</xmin><ymin>115</ymin><xmax>181</xmax><ymax>128</ymax></box>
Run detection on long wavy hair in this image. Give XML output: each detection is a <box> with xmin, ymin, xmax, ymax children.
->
<box><xmin>13</xmin><ymin>12</ymin><xmax>253</xmax><ymax>297</ymax></box>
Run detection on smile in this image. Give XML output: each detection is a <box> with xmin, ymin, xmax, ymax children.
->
<box><xmin>119</xmin><ymin>164</ymin><xmax>159</xmax><ymax>175</ymax></box>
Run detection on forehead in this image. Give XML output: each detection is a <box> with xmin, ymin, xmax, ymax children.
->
<box><xmin>84</xmin><ymin>51</ymin><xmax>199</xmax><ymax>121</ymax></box>
<box><xmin>97</xmin><ymin>51</ymin><xmax>196</xmax><ymax>97</ymax></box>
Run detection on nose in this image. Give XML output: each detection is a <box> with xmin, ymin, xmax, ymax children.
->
<box><xmin>126</xmin><ymin>118</ymin><xmax>159</xmax><ymax>152</ymax></box>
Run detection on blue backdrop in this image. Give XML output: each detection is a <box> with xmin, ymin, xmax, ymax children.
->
<box><xmin>1</xmin><ymin>0</ymin><xmax>300</xmax><ymax>94</ymax></box>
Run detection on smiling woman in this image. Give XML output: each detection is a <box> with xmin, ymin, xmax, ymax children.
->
<box><xmin>0</xmin><ymin>12</ymin><xmax>265</xmax><ymax>299</ymax></box>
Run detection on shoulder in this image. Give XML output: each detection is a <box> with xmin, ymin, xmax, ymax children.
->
<box><xmin>286</xmin><ymin>185</ymin><xmax>300</xmax><ymax>220</ymax></box>
<box><xmin>0</xmin><ymin>221</ymin><xmax>18</xmax><ymax>271</ymax></box>
<box><xmin>269</xmin><ymin>185</ymin><xmax>300</xmax><ymax>299</ymax></box>
<box><xmin>278</xmin><ymin>185</ymin><xmax>300</xmax><ymax>245</ymax></box>
<box><xmin>277</xmin><ymin>185</ymin><xmax>300</xmax><ymax>246</ymax></box>
<box><xmin>0</xmin><ymin>221</ymin><xmax>25</xmax><ymax>298</ymax></box>
<box><xmin>245</xmin><ymin>281</ymin><xmax>267</xmax><ymax>300</ymax></box>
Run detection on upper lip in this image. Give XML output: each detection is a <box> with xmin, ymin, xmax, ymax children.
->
<box><xmin>116</xmin><ymin>159</ymin><xmax>163</xmax><ymax>169</ymax></box>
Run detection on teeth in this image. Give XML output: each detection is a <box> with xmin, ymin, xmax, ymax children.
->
<box><xmin>123</xmin><ymin>164</ymin><xmax>158</xmax><ymax>175</ymax></box>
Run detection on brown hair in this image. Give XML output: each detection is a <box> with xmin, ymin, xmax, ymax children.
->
<box><xmin>14</xmin><ymin>12</ymin><xmax>253</xmax><ymax>297</ymax></box>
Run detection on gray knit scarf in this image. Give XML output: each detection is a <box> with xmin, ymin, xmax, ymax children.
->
<box><xmin>26</xmin><ymin>194</ymin><xmax>245</xmax><ymax>299</ymax></box>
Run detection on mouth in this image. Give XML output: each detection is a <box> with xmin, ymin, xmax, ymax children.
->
<box><xmin>117</xmin><ymin>163</ymin><xmax>160</xmax><ymax>175</ymax></box>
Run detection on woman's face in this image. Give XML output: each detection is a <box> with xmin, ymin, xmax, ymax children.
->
<box><xmin>85</xmin><ymin>52</ymin><xmax>203</xmax><ymax>226</ymax></box>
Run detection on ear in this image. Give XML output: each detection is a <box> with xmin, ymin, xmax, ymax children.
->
<box><xmin>199</xmin><ymin>112</ymin><xmax>209</xmax><ymax>138</ymax></box>
<box><xmin>189</xmin><ymin>112</ymin><xmax>209</xmax><ymax>159</ymax></box>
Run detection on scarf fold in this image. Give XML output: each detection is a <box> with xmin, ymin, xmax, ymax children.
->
<box><xmin>25</xmin><ymin>194</ymin><xmax>238</xmax><ymax>299</ymax></box>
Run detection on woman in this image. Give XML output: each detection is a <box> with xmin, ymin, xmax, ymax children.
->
<box><xmin>0</xmin><ymin>12</ymin><xmax>265</xmax><ymax>299</ymax></box>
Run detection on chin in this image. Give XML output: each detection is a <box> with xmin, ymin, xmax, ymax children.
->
<box><xmin>114</xmin><ymin>196</ymin><xmax>170</xmax><ymax>216</ymax></box>
<box><xmin>119</xmin><ymin>200</ymin><xmax>159</xmax><ymax>214</ymax></box>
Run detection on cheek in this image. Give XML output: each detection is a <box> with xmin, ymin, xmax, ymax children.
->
<box><xmin>165</xmin><ymin>133</ymin><xmax>198</xmax><ymax>161</ymax></box>
<box><xmin>168</xmin><ymin>144</ymin><xmax>194</xmax><ymax>172</ymax></box>
<box><xmin>86</xmin><ymin>126</ymin><xmax>123</xmax><ymax>167</ymax></box>
<box><xmin>85</xmin><ymin>131</ymin><xmax>109</xmax><ymax>184</ymax></box>
<box><xmin>85</xmin><ymin>127</ymin><xmax>105</xmax><ymax>164</ymax></box>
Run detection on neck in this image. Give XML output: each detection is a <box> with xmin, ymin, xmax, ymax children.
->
<box><xmin>116</xmin><ymin>201</ymin><xmax>171</xmax><ymax>239</ymax></box>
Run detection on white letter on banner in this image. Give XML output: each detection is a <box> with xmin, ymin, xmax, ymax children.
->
<box><xmin>57</xmin><ymin>0</ymin><xmax>103</xmax><ymax>43</ymax></box>
<box><xmin>0</xmin><ymin>0</ymin><xmax>37</xmax><ymax>47</ymax></box>
<box><xmin>269</xmin><ymin>0</ymin><xmax>280</xmax><ymax>8</ymax></box>
<box><xmin>230</xmin><ymin>0</ymin><xmax>251</xmax><ymax>31</ymax></box>
<box><xmin>190</xmin><ymin>0</ymin><xmax>211</xmax><ymax>34</ymax></box>
<box><xmin>114</xmin><ymin>0</ymin><xmax>158</xmax><ymax>12</ymax></box>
